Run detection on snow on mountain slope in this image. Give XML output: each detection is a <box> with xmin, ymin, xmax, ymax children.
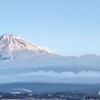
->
<box><xmin>0</xmin><ymin>34</ymin><xmax>54</xmax><ymax>60</ymax></box>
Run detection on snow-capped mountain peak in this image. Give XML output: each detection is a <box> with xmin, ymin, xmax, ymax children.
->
<box><xmin>0</xmin><ymin>34</ymin><xmax>53</xmax><ymax>60</ymax></box>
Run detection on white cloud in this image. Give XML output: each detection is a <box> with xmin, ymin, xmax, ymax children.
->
<box><xmin>0</xmin><ymin>71</ymin><xmax>100</xmax><ymax>84</ymax></box>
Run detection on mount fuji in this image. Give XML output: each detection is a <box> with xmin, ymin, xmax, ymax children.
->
<box><xmin>0</xmin><ymin>34</ymin><xmax>53</xmax><ymax>60</ymax></box>
<box><xmin>0</xmin><ymin>34</ymin><xmax>100</xmax><ymax>83</ymax></box>
<box><xmin>0</xmin><ymin>34</ymin><xmax>100</xmax><ymax>69</ymax></box>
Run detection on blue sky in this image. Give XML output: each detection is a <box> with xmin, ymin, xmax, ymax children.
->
<box><xmin>0</xmin><ymin>0</ymin><xmax>100</xmax><ymax>56</ymax></box>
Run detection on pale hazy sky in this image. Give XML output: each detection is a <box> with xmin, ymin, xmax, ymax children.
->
<box><xmin>0</xmin><ymin>0</ymin><xmax>100</xmax><ymax>56</ymax></box>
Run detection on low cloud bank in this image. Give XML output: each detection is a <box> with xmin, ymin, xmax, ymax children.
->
<box><xmin>0</xmin><ymin>71</ymin><xmax>100</xmax><ymax>84</ymax></box>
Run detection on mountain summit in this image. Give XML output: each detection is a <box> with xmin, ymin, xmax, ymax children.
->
<box><xmin>0</xmin><ymin>34</ymin><xmax>53</xmax><ymax>60</ymax></box>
